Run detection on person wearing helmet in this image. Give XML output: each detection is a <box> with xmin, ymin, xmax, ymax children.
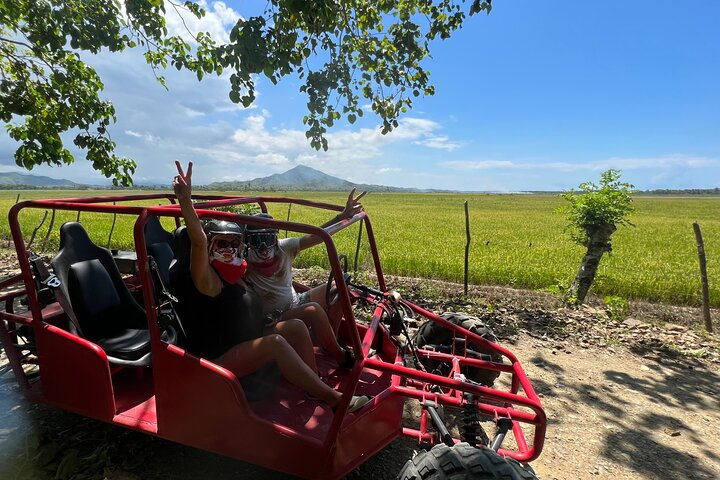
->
<box><xmin>244</xmin><ymin>189</ymin><xmax>367</xmax><ymax>369</ymax></box>
<box><xmin>172</xmin><ymin>161</ymin><xmax>369</xmax><ymax>412</ymax></box>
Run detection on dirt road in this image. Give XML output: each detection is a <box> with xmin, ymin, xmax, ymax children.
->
<box><xmin>2</xmin><ymin>334</ymin><xmax>718</xmax><ymax>480</ymax></box>
<box><xmin>1</xmin><ymin>256</ymin><xmax>718</xmax><ymax>479</ymax></box>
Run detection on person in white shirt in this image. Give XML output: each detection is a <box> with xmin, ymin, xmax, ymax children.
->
<box><xmin>171</xmin><ymin>161</ymin><xmax>369</xmax><ymax>412</ymax></box>
<box><xmin>245</xmin><ymin>189</ymin><xmax>367</xmax><ymax>369</ymax></box>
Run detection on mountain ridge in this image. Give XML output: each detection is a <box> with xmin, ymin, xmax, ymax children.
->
<box><xmin>0</xmin><ymin>171</ymin><xmax>81</xmax><ymax>188</ymax></box>
<box><xmin>204</xmin><ymin>165</ymin><xmax>440</xmax><ymax>192</ymax></box>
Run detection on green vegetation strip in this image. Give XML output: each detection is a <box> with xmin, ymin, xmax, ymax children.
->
<box><xmin>1</xmin><ymin>190</ymin><xmax>718</xmax><ymax>307</ymax></box>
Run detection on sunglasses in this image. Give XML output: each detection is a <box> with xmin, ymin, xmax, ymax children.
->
<box><xmin>247</xmin><ymin>232</ymin><xmax>277</xmax><ymax>250</ymax></box>
<box><xmin>213</xmin><ymin>238</ymin><xmax>243</xmax><ymax>250</ymax></box>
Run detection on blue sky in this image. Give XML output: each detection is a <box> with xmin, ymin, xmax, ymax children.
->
<box><xmin>1</xmin><ymin>0</ymin><xmax>719</xmax><ymax>191</ymax></box>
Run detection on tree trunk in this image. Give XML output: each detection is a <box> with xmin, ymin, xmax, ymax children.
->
<box><xmin>569</xmin><ymin>222</ymin><xmax>617</xmax><ymax>304</ymax></box>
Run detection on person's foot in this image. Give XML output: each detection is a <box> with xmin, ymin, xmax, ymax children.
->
<box><xmin>339</xmin><ymin>346</ymin><xmax>356</xmax><ymax>369</ymax></box>
<box><xmin>346</xmin><ymin>395</ymin><xmax>370</xmax><ymax>413</ymax></box>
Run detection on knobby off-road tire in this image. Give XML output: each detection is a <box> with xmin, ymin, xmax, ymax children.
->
<box><xmin>413</xmin><ymin>312</ymin><xmax>502</xmax><ymax>387</ymax></box>
<box><xmin>397</xmin><ymin>443</ymin><xmax>538</xmax><ymax>480</ymax></box>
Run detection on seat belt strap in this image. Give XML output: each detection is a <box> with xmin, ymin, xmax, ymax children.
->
<box><xmin>28</xmin><ymin>252</ymin><xmax>85</xmax><ymax>337</ymax></box>
<box><xmin>149</xmin><ymin>257</ymin><xmax>187</xmax><ymax>339</ymax></box>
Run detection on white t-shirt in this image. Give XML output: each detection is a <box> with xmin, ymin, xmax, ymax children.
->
<box><xmin>245</xmin><ymin>237</ymin><xmax>301</xmax><ymax>315</ymax></box>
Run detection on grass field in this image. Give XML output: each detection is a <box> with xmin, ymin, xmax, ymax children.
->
<box><xmin>1</xmin><ymin>189</ymin><xmax>718</xmax><ymax>307</ymax></box>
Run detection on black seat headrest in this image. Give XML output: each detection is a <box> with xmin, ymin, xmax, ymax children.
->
<box><xmin>148</xmin><ymin>242</ymin><xmax>174</xmax><ymax>286</ymax></box>
<box><xmin>169</xmin><ymin>226</ymin><xmax>191</xmax><ymax>293</ymax></box>
<box><xmin>144</xmin><ymin>216</ymin><xmax>174</xmax><ymax>251</ymax></box>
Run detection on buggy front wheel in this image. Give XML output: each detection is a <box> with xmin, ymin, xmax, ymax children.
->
<box><xmin>396</xmin><ymin>443</ymin><xmax>538</xmax><ymax>480</ymax></box>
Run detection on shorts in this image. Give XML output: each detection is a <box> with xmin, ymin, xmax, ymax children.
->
<box><xmin>295</xmin><ymin>290</ymin><xmax>312</xmax><ymax>306</ymax></box>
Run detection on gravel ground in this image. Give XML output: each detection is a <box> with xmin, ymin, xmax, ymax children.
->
<box><xmin>1</xmin><ymin>254</ymin><xmax>718</xmax><ymax>479</ymax></box>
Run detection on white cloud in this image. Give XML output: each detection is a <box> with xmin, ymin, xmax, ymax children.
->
<box><xmin>125</xmin><ymin>130</ymin><xmax>159</xmax><ymax>143</ymax></box>
<box><xmin>164</xmin><ymin>1</ymin><xmax>241</xmax><ymax>44</ymax></box>
<box><xmin>441</xmin><ymin>155</ymin><xmax>720</xmax><ymax>172</ymax></box>
<box><xmin>415</xmin><ymin>135</ymin><xmax>460</xmax><ymax>151</ymax></box>
<box><xmin>221</xmin><ymin>113</ymin><xmax>461</xmax><ymax>181</ymax></box>
<box><xmin>441</xmin><ymin>160</ymin><xmax>516</xmax><ymax>170</ymax></box>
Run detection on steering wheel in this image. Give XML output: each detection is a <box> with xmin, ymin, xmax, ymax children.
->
<box><xmin>325</xmin><ymin>254</ymin><xmax>351</xmax><ymax>310</ymax></box>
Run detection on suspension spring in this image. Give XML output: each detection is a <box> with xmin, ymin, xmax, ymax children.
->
<box><xmin>460</xmin><ymin>395</ymin><xmax>490</xmax><ymax>447</ymax></box>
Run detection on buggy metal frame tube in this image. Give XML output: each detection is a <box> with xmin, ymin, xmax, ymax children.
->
<box><xmin>0</xmin><ymin>289</ymin><xmax>35</xmax><ymax>395</ymax></box>
<box><xmin>352</xmin><ymin>291</ymin><xmax>545</xmax><ymax>459</ymax></box>
<box><xmin>414</xmin><ymin>349</ymin><xmax>516</xmax><ymax>374</ymax></box>
<box><xmin>31</xmin><ymin>193</ymin><xmax>177</xmax><ymax>204</ymax></box>
<box><xmin>364</xmin><ymin>355</ymin><xmax>546</xmax><ymax>461</ymax></box>
<box><xmin>134</xmin><ymin>203</ymin><xmax>376</xmax><ymax>454</ymax></box>
<box><xmin>401</xmin><ymin>301</ymin><xmax>541</xmax><ymax>402</ymax></box>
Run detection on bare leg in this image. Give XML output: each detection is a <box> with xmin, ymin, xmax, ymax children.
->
<box><xmin>269</xmin><ymin>318</ymin><xmax>318</xmax><ymax>374</ymax></box>
<box><xmin>282</xmin><ymin>302</ymin><xmax>345</xmax><ymax>363</ymax></box>
<box><xmin>308</xmin><ymin>284</ymin><xmax>342</xmax><ymax>334</ymax></box>
<box><xmin>216</xmin><ymin>334</ymin><xmax>341</xmax><ymax>406</ymax></box>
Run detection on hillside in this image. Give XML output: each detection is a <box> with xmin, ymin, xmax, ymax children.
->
<box><xmin>0</xmin><ymin>171</ymin><xmax>80</xmax><ymax>188</ymax></box>
<box><xmin>205</xmin><ymin>165</ymin><xmax>427</xmax><ymax>192</ymax></box>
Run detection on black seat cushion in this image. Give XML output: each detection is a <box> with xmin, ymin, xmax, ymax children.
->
<box><xmin>95</xmin><ymin>329</ymin><xmax>151</xmax><ymax>361</ymax></box>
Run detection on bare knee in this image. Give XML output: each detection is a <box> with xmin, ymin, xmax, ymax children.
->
<box><xmin>303</xmin><ymin>302</ymin><xmax>327</xmax><ymax>321</ymax></box>
<box><xmin>280</xmin><ymin>318</ymin><xmax>313</xmax><ymax>342</ymax></box>
<box><xmin>282</xmin><ymin>318</ymin><xmax>306</xmax><ymax>330</ymax></box>
<box><xmin>264</xmin><ymin>333</ymin><xmax>291</xmax><ymax>352</ymax></box>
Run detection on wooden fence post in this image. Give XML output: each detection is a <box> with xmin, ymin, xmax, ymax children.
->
<box><xmin>353</xmin><ymin>219</ymin><xmax>364</xmax><ymax>277</ymax></box>
<box><xmin>693</xmin><ymin>222</ymin><xmax>713</xmax><ymax>333</ymax></box>
<box><xmin>285</xmin><ymin>204</ymin><xmax>292</xmax><ymax>238</ymax></box>
<box><xmin>7</xmin><ymin>194</ymin><xmax>20</xmax><ymax>248</ymax></box>
<box><xmin>464</xmin><ymin>200</ymin><xmax>470</xmax><ymax>296</ymax></box>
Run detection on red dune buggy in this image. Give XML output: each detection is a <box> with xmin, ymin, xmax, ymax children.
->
<box><xmin>0</xmin><ymin>192</ymin><xmax>546</xmax><ymax>479</ymax></box>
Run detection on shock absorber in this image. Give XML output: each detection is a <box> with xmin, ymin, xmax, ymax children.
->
<box><xmin>460</xmin><ymin>395</ymin><xmax>490</xmax><ymax>447</ymax></box>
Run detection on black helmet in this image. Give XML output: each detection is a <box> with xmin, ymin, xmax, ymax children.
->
<box><xmin>203</xmin><ymin>219</ymin><xmax>245</xmax><ymax>237</ymax></box>
<box><xmin>246</xmin><ymin>213</ymin><xmax>278</xmax><ymax>234</ymax></box>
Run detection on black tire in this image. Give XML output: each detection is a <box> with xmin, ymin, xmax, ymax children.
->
<box><xmin>397</xmin><ymin>443</ymin><xmax>538</xmax><ymax>480</ymax></box>
<box><xmin>413</xmin><ymin>312</ymin><xmax>502</xmax><ymax>387</ymax></box>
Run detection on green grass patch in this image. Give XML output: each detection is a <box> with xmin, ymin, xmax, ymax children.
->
<box><xmin>1</xmin><ymin>190</ymin><xmax>718</xmax><ymax>307</ymax></box>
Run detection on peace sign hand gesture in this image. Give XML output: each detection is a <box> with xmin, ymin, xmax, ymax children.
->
<box><xmin>173</xmin><ymin>160</ymin><xmax>193</xmax><ymax>203</ymax></box>
<box><xmin>341</xmin><ymin>187</ymin><xmax>367</xmax><ymax>219</ymax></box>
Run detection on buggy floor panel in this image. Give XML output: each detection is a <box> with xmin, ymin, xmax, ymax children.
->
<box><xmin>247</xmin><ymin>349</ymin><xmax>392</xmax><ymax>441</ymax></box>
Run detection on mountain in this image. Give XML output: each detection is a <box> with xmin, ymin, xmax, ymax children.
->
<box><xmin>0</xmin><ymin>171</ymin><xmax>82</xmax><ymax>188</ymax></box>
<box><xmin>205</xmin><ymin>165</ymin><xmax>429</xmax><ymax>192</ymax></box>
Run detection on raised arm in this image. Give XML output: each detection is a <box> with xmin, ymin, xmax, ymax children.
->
<box><xmin>298</xmin><ymin>188</ymin><xmax>367</xmax><ymax>251</ymax></box>
<box><xmin>173</xmin><ymin>161</ymin><xmax>221</xmax><ymax>296</ymax></box>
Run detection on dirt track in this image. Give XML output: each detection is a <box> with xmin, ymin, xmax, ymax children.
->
<box><xmin>1</xmin><ymin>256</ymin><xmax>719</xmax><ymax>479</ymax></box>
<box><xmin>2</xmin><ymin>335</ymin><xmax>719</xmax><ymax>480</ymax></box>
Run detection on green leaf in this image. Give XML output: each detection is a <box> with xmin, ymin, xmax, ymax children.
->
<box><xmin>1</xmin><ymin>0</ymin><xmax>493</xmax><ymax>183</ymax></box>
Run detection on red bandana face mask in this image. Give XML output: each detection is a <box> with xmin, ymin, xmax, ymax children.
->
<box><xmin>211</xmin><ymin>259</ymin><xmax>248</xmax><ymax>284</ymax></box>
<box><xmin>208</xmin><ymin>235</ymin><xmax>247</xmax><ymax>283</ymax></box>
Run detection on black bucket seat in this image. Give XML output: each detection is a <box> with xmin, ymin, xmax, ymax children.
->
<box><xmin>51</xmin><ymin>222</ymin><xmax>175</xmax><ymax>366</ymax></box>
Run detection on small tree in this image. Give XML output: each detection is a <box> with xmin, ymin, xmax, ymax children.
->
<box><xmin>1</xmin><ymin>0</ymin><xmax>494</xmax><ymax>186</ymax></box>
<box><xmin>559</xmin><ymin>169</ymin><xmax>636</xmax><ymax>305</ymax></box>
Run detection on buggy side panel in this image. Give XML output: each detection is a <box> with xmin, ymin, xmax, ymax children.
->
<box><xmin>153</xmin><ymin>344</ymin><xmax>332</xmax><ymax>477</ymax></box>
<box><xmin>35</xmin><ymin>323</ymin><xmax>116</xmax><ymax>420</ymax></box>
<box><xmin>152</xmin><ymin>342</ymin><xmax>404</xmax><ymax>480</ymax></box>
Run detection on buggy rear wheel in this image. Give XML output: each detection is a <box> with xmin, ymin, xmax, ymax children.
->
<box><xmin>413</xmin><ymin>312</ymin><xmax>502</xmax><ymax>387</ymax></box>
<box><xmin>397</xmin><ymin>443</ymin><xmax>538</xmax><ymax>480</ymax></box>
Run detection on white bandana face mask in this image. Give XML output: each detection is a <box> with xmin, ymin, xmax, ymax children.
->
<box><xmin>209</xmin><ymin>236</ymin><xmax>244</xmax><ymax>265</ymax></box>
<box><xmin>248</xmin><ymin>245</ymin><xmax>276</xmax><ymax>264</ymax></box>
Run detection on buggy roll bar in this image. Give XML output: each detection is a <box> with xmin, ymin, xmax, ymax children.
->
<box><xmin>353</xmin><ymin>289</ymin><xmax>546</xmax><ymax>462</ymax></box>
<box><xmin>5</xmin><ymin>192</ymin><xmax>545</xmax><ymax>462</ymax></box>
<box><xmin>133</xmin><ymin>201</ymin><xmax>377</xmax><ymax>440</ymax></box>
<box><xmin>7</xmin><ymin>192</ymin><xmax>383</xmax><ymax>451</ymax></box>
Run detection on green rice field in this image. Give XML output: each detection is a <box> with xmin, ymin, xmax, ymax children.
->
<box><xmin>1</xmin><ymin>190</ymin><xmax>718</xmax><ymax>307</ymax></box>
